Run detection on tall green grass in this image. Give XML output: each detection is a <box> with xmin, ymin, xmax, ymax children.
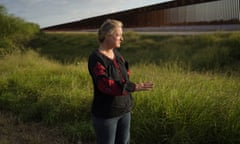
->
<box><xmin>130</xmin><ymin>63</ymin><xmax>240</xmax><ymax>143</ymax></box>
<box><xmin>0</xmin><ymin>49</ymin><xmax>240</xmax><ymax>143</ymax></box>
<box><xmin>0</xmin><ymin>50</ymin><xmax>94</xmax><ymax>142</ymax></box>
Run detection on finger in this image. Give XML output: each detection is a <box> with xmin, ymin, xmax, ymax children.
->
<box><xmin>142</xmin><ymin>85</ymin><xmax>153</xmax><ymax>89</ymax></box>
<box><xmin>144</xmin><ymin>84</ymin><xmax>153</xmax><ymax>87</ymax></box>
<box><xmin>143</xmin><ymin>82</ymin><xmax>153</xmax><ymax>85</ymax></box>
<box><xmin>143</xmin><ymin>83</ymin><xmax>153</xmax><ymax>87</ymax></box>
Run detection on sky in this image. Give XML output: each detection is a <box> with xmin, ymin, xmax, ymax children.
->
<box><xmin>0</xmin><ymin>0</ymin><xmax>171</xmax><ymax>28</ymax></box>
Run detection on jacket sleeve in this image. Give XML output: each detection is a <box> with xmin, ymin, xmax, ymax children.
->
<box><xmin>91</xmin><ymin>61</ymin><xmax>135</xmax><ymax>96</ymax></box>
<box><xmin>123</xmin><ymin>81</ymin><xmax>136</xmax><ymax>93</ymax></box>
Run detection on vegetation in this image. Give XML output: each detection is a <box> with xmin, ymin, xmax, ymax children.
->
<box><xmin>1</xmin><ymin>4</ymin><xmax>240</xmax><ymax>144</ymax></box>
<box><xmin>0</xmin><ymin>50</ymin><xmax>93</xmax><ymax>142</ymax></box>
<box><xmin>30</xmin><ymin>31</ymin><xmax>240</xmax><ymax>73</ymax></box>
<box><xmin>0</xmin><ymin>5</ymin><xmax>39</xmax><ymax>55</ymax></box>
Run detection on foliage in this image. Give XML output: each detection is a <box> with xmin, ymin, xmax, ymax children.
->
<box><xmin>29</xmin><ymin>32</ymin><xmax>98</xmax><ymax>63</ymax></box>
<box><xmin>121</xmin><ymin>32</ymin><xmax>240</xmax><ymax>73</ymax></box>
<box><xmin>130</xmin><ymin>63</ymin><xmax>240</xmax><ymax>144</ymax></box>
<box><xmin>30</xmin><ymin>32</ymin><xmax>240</xmax><ymax>73</ymax></box>
<box><xmin>0</xmin><ymin>50</ymin><xmax>94</xmax><ymax>142</ymax></box>
<box><xmin>0</xmin><ymin>5</ymin><xmax>39</xmax><ymax>55</ymax></box>
<box><xmin>1</xmin><ymin>49</ymin><xmax>240</xmax><ymax>143</ymax></box>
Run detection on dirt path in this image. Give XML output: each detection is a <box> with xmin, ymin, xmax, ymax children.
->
<box><xmin>0</xmin><ymin>111</ymin><xmax>72</xmax><ymax>144</ymax></box>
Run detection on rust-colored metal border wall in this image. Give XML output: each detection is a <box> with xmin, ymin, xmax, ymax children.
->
<box><xmin>43</xmin><ymin>0</ymin><xmax>240</xmax><ymax>31</ymax></box>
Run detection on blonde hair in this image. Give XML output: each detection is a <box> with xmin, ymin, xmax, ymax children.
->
<box><xmin>98</xmin><ymin>19</ymin><xmax>123</xmax><ymax>43</ymax></box>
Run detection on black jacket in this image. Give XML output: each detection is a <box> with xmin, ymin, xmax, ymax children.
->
<box><xmin>88</xmin><ymin>49</ymin><xmax>135</xmax><ymax>118</ymax></box>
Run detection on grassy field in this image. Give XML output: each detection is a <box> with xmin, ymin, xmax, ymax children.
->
<box><xmin>0</xmin><ymin>31</ymin><xmax>240</xmax><ymax>143</ymax></box>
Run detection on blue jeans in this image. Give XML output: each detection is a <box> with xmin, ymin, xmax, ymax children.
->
<box><xmin>92</xmin><ymin>112</ymin><xmax>131</xmax><ymax>144</ymax></box>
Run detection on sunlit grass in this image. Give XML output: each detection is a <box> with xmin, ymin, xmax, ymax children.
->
<box><xmin>130</xmin><ymin>63</ymin><xmax>240</xmax><ymax>143</ymax></box>
<box><xmin>1</xmin><ymin>32</ymin><xmax>240</xmax><ymax>143</ymax></box>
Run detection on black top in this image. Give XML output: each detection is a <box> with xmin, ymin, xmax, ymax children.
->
<box><xmin>88</xmin><ymin>49</ymin><xmax>135</xmax><ymax>118</ymax></box>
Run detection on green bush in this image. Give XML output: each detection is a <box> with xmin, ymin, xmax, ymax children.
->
<box><xmin>0</xmin><ymin>5</ymin><xmax>39</xmax><ymax>55</ymax></box>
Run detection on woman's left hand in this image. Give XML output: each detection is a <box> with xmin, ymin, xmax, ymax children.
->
<box><xmin>135</xmin><ymin>82</ymin><xmax>153</xmax><ymax>91</ymax></box>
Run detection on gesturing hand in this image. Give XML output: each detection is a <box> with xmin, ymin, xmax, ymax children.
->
<box><xmin>135</xmin><ymin>82</ymin><xmax>153</xmax><ymax>91</ymax></box>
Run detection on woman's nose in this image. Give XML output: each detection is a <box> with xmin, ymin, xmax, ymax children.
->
<box><xmin>120</xmin><ymin>36</ymin><xmax>124</xmax><ymax>41</ymax></box>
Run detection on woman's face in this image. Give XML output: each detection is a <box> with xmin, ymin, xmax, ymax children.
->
<box><xmin>106</xmin><ymin>27</ymin><xmax>123</xmax><ymax>48</ymax></box>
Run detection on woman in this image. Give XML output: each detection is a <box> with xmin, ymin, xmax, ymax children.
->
<box><xmin>88</xmin><ymin>19</ymin><xmax>153</xmax><ymax>144</ymax></box>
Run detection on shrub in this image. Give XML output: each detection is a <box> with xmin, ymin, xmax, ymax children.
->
<box><xmin>0</xmin><ymin>5</ymin><xmax>39</xmax><ymax>55</ymax></box>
